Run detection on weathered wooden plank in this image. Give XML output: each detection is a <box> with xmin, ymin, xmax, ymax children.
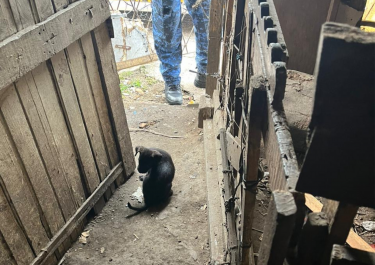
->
<box><xmin>0</xmin><ymin>104</ymin><xmax>50</xmax><ymax>253</ymax></box>
<box><xmin>241</xmin><ymin>77</ymin><xmax>267</xmax><ymax>265</ymax></box>
<box><xmin>66</xmin><ymin>40</ymin><xmax>113</xmax><ymax>199</ymax></box>
<box><xmin>322</xmin><ymin>202</ymin><xmax>359</xmax><ymax>265</ymax></box>
<box><xmin>0</xmin><ymin>232</ymin><xmax>16</xmax><ymax>265</ymax></box>
<box><xmin>0</xmin><ymin>186</ymin><xmax>34</xmax><ymax>265</ymax></box>
<box><xmin>297</xmin><ymin>23</ymin><xmax>375</xmax><ymax>208</ymax></box>
<box><xmin>92</xmin><ymin>23</ymin><xmax>136</xmax><ymax>180</ymax></box>
<box><xmin>304</xmin><ymin>193</ymin><xmax>375</xmax><ymax>253</ymax></box>
<box><xmin>116</xmin><ymin>54</ymin><xmax>158</xmax><ymax>71</ymax></box>
<box><xmin>203</xmin><ymin>120</ymin><xmax>226</xmax><ymax>264</ymax></box>
<box><xmin>8</xmin><ymin>0</ymin><xmax>35</xmax><ymax>31</ymax></box>
<box><xmin>206</xmin><ymin>0</ymin><xmax>224</xmax><ymax>96</ymax></box>
<box><xmin>16</xmin><ymin>72</ymin><xmax>76</xmax><ymax>220</ymax></box>
<box><xmin>262</xmin><ymin>94</ymin><xmax>299</xmax><ymax>191</ymax></box>
<box><xmin>219</xmin><ymin>129</ymin><xmax>238</xmax><ymax>265</ymax></box>
<box><xmin>31</xmin><ymin>0</ymin><xmax>54</xmax><ymax>22</ymax></box>
<box><xmin>51</xmin><ymin>0</ymin><xmax>69</xmax><ymax>12</ymax></box>
<box><xmin>330</xmin><ymin>244</ymin><xmax>375</xmax><ymax>265</ymax></box>
<box><xmin>0</xmin><ymin>0</ymin><xmax>17</xmax><ymax>41</ymax></box>
<box><xmin>198</xmin><ymin>95</ymin><xmax>214</xmax><ymax>128</ymax></box>
<box><xmin>1</xmin><ymin>85</ymin><xmax>66</xmax><ymax>238</ymax></box>
<box><xmin>32</xmin><ymin>62</ymin><xmax>86</xmax><ymax>208</ymax></box>
<box><xmin>30</xmin><ymin>163</ymin><xmax>124</xmax><ymax>265</ymax></box>
<box><xmin>50</xmin><ymin>50</ymin><xmax>105</xmax><ymax>213</ymax></box>
<box><xmin>80</xmin><ymin>32</ymin><xmax>122</xmax><ymax>188</ymax></box>
<box><xmin>297</xmin><ymin>212</ymin><xmax>329</xmax><ymax>265</ymax></box>
<box><xmin>0</xmin><ymin>0</ymin><xmax>110</xmax><ymax>91</ymax></box>
<box><xmin>257</xmin><ymin>190</ymin><xmax>297</xmax><ymax>265</ymax></box>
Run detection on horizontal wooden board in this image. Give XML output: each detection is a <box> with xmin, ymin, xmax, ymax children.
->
<box><xmin>31</xmin><ymin>162</ymin><xmax>124</xmax><ymax>265</ymax></box>
<box><xmin>0</xmin><ymin>0</ymin><xmax>110</xmax><ymax>91</ymax></box>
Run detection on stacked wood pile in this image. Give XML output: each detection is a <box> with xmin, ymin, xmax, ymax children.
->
<box><xmin>203</xmin><ymin>0</ymin><xmax>375</xmax><ymax>263</ymax></box>
<box><xmin>0</xmin><ymin>1</ymin><xmax>135</xmax><ymax>264</ymax></box>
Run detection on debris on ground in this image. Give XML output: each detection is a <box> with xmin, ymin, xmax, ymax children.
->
<box><xmin>363</xmin><ymin>221</ymin><xmax>375</xmax><ymax>232</ymax></box>
<box><xmin>79</xmin><ymin>230</ymin><xmax>91</xmax><ymax>245</ymax></box>
<box><xmin>131</xmin><ymin>187</ymin><xmax>143</xmax><ymax>203</ymax></box>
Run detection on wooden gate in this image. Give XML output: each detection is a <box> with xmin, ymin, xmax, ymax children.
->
<box><xmin>203</xmin><ymin>0</ymin><xmax>375</xmax><ymax>263</ymax></box>
<box><xmin>0</xmin><ymin>1</ymin><xmax>135</xmax><ymax>264</ymax></box>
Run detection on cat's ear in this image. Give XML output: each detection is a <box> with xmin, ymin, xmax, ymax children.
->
<box><xmin>151</xmin><ymin>150</ymin><xmax>162</xmax><ymax>159</ymax></box>
<box><xmin>135</xmin><ymin>146</ymin><xmax>145</xmax><ymax>156</ymax></box>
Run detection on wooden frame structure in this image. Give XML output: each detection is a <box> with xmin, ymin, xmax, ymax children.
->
<box><xmin>0</xmin><ymin>1</ymin><xmax>135</xmax><ymax>264</ymax></box>
<box><xmin>204</xmin><ymin>0</ymin><xmax>375</xmax><ymax>263</ymax></box>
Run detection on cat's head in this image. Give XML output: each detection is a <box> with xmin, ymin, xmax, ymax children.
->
<box><xmin>135</xmin><ymin>146</ymin><xmax>162</xmax><ymax>173</ymax></box>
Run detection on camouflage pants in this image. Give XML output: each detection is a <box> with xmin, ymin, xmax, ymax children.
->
<box><xmin>152</xmin><ymin>0</ymin><xmax>210</xmax><ymax>86</ymax></box>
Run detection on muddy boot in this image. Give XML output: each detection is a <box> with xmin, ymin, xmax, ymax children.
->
<box><xmin>165</xmin><ymin>84</ymin><xmax>183</xmax><ymax>105</ymax></box>
<box><xmin>194</xmin><ymin>73</ymin><xmax>206</xmax><ymax>88</ymax></box>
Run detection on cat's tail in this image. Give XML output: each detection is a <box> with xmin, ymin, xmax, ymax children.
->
<box><xmin>126</xmin><ymin>202</ymin><xmax>148</xmax><ymax>218</ymax></box>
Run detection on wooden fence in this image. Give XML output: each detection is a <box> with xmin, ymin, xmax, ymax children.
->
<box><xmin>0</xmin><ymin>1</ymin><xmax>135</xmax><ymax>264</ymax></box>
<box><xmin>203</xmin><ymin>0</ymin><xmax>375</xmax><ymax>263</ymax></box>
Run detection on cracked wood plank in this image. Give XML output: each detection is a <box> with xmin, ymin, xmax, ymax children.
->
<box><xmin>0</xmin><ymin>0</ymin><xmax>110</xmax><ymax>91</ymax></box>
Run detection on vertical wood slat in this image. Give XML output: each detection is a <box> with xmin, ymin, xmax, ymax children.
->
<box><xmin>1</xmin><ymin>85</ymin><xmax>66</xmax><ymax>237</ymax></box>
<box><xmin>206</xmin><ymin>0</ymin><xmax>224</xmax><ymax>97</ymax></box>
<box><xmin>80</xmin><ymin>32</ymin><xmax>124</xmax><ymax>188</ymax></box>
<box><xmin>241</xmin><ymin>78</ymin><xmax>267</xmax><ymax>265</ymax></box>
<box><xmin>0</xmin><ymin>0</ymin><xmax>17</xmax><ymax>41</ymax></box>
<box><xmin>50</xmin><ymin>50</ymin><xmax>106</xmax><ymax>213</ymax></box>
<box><xmin>92</xmin><ymin>23</ymin><xmax>136</xmax><ymax>180</ymax></box>
<box><xmin>16</xmin><ymin>70</ymin><xmax>80</xmax><ymax>220</ymax></box>
<box><xmin>31</xmin><ymin>63</ymin><xmax>86</xmax><ymax>208</ymax></box>
<box><xmin>65</xmin><ymin>40</ymin><xmax>115</xmax><ymax>199</ymax></box>
<box><xmin>7</xmin><ymin>0</ymin><xmax>35</xmax><ymax>30</ymax></box>
<box><xmin>0</xmin><ymin>99</ymin><xmax>51</xmax><ymax>254</ymax></box>
<box><xmin>257</xmin><ymin>190</ymin><xmax>297</xmax><ymax>265</ymax></box>
<box><xmin>0</xmin><ymin>231</ymin><xmax>16</xmax><ymax>265</ymax></box>
<box><xmin>0</xmin><ymin>186</ymin><xmax>34</xmax><ymax>265</ymax></box>
<box><xmin>1</xmin><ymin>85</ymin><xmax>69</xmax><ymax>257</ymax></box>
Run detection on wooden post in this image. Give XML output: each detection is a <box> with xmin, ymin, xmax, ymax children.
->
<box><xmin>330</xmin><ymin>244</ymin><xmax>375</xmax><ymax>265</ymax></box>
<box><xmin>219</xmin><ymin>129</ymin><xmax>238</xmax><ymax>265</ymax></box>
<box><xmin>298</xmin><ymin>212</ymin><xmax>329</xmax><ymax>265</ymax></box>
<box><xmin>297</xmin><ymin>23</ymin><xmax>375</xmax><ymax>208</ymax></box>
<box><xmin>206</xmin><ymin>0</ymin><xmax>224</xmax><ymax>97</ymax></box>
<box><xmin>241</xmin><ymin>76</ymin><xmax>266</xmax><ymax>265</ymax></box>
<box><xmin>321</xmin><ymin>202</ymin><xmax>359</xmax><ymax>265</ymax></box>
<box><xmin>257</xmin><ymin>190</ymin><xmax>297</xmax><ymax>265</ymax></box>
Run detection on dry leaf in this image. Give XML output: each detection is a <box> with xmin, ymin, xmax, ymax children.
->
<box><xmin>139</xmin><ymin>122</ymin><xmax>148</xmax><ymax>129</ymax></box>
<box><xmin>79</xmin><ymin>236</ymin><xmax>87</xmax><ymax>245</ymax></box>
<box><xmin>81</xmin><ymin>230</ymin><xmax>90</xmax><ymax>238</ymax></box>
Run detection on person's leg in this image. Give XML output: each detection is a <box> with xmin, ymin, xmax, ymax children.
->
<box><xmin>152</xmin><ymin>0</ymin><xmax>182</xmax><ymax>87</ymax></box>
<box><xmin>184</xmin><ymin>0</ymin><xmax>210</xmax><ymax>87</ymax></box>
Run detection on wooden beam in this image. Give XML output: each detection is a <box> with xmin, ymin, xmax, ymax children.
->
<box><xmin>322</xmin><ymin>202</ymin><xmax>359</xmax><ymax>265</ymax></box>
<box><xmin>206</xmin><ymin>0</ymin><xmax>224</xmax><ymax>97</ymax></box>
<box><xmin>298</xmin><ymin>212</ymin><xmax>329</xmax><ymax>265</ymax></box>
<box><xmin>219</xmin><ymin>129</ymin><xmax>238</xmax><ymax>265</ymax></box>
<box><xmin>116</xmin><ymin>54</ymin><xmax>158</xmax><ymax>71</ymax></box>
<box><xmin>30</xmin><ymin>162</ymin><xmax>124</xmax><ymax>265</ymax></box>
<box><xmin>297</xmin><ymin>22</ymin><xmax>375</xmax><ymax>208</ymax></box>
<box><xmin>257</xmin><ymin>190</ymin><xmax>297</xmax><ymax>265</ymax></box>
<box><xmin>304</xmin><ymin>194</ymin><xmax>375</xmax><ymax>253</ymax></box>
<box><xmin>198</xmin><ymin>95</ymin><xmax>214</xmax><ymax>129</ymax></box>
<box><xmin>241</xmin><ymin>76</ymin><xmax>267</xmax><ymax>265</ymax></box>
<box><xmin>330</xmin><ymin>244</ymin><xmax>375</xmax><ymax>265</ymax></box>
<box><xmin>93</xmin><ymin>23</ymin><xmax>136</xmax><ymax>180</ymax></box>
<box><xmin>0</xmin><ymin>0</ymin><xmax>110</xmax><ymax>91</ymax></box>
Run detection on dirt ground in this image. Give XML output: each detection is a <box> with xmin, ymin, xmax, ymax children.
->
<box><xmin>63</xmin><ymin>15</ymin><xmax>211</xmax><ymax>264</ymax></box>
<box><xmin>63</xmin><ymin>102</ymin><xmax>210</xmax><ymax>265</ymax></box>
